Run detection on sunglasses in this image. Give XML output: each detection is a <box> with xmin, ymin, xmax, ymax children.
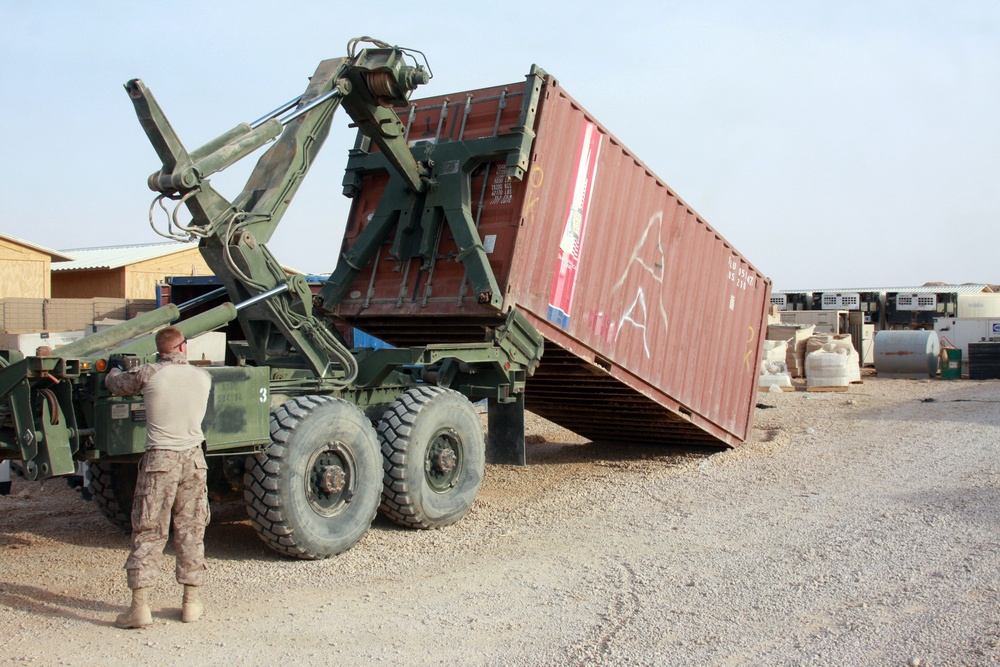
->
<box><xmin>173</xmin><ymin>338</ymin><xmax>188</xmax><ymax>350</ymax></box>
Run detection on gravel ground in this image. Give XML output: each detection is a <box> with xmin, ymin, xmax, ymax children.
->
<box><xmin>1</xmin><ymin>377</ymin><xmax>999</xmax><ymax>666</ymax></box>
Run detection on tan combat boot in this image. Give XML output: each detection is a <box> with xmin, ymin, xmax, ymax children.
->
<box><xmin>181</xmin><ymin>585</ymin><xmax>203</xmax><ymax>623</ymax></box>
<box><xmin>115</xmin><ymin>588</ymin><xmax>152</xmax><ymax>629</ymax></box>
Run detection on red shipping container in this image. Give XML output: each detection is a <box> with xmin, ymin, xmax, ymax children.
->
<box><xmin>331</xmin><ymin>68</ymin><xmax>771</xmax><ymax>449</ymax></box>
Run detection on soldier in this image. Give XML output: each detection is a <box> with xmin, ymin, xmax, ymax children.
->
<box><xmin>105</xmin><ymin>326</ymin><xmax>212</xmax><ymax>629</ymax></box>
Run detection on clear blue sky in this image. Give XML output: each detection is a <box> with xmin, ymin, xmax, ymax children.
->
<box><xmin>2</xmin><ymin>1</ymin><xmax>997</xmax><ymax>290</ymax></box>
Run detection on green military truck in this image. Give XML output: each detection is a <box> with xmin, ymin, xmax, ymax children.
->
<box><xmin>0</xmin><ymin>37</ymin><xmax>770</xmax><ymax>560</ymax></box>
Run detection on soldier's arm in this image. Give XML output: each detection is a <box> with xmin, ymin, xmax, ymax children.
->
<box><xmin>104</xmin><ymin>364</ymin><xmax>157</xmax><ymax>396</ymax></box>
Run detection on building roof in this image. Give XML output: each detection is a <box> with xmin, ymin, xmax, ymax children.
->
<box><xmin>52</xmin><ymin>241</ymin><xmax>200</xmax><ymax>272</ymax></box>
<box><xmin>0</xmin><ymin>232</ymin><xmax>74</xmax><ymax>261</ymax></box>
<box><xmin>776</xmin><ymin>284</ymin><xmax>994</xmax><ymax>295</ymax></box>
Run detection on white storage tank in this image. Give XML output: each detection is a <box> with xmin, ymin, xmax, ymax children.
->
<box><xmin>874</xmin><ymin>330</ymin><xmax>940</xmax><ymax>379</ymax></box>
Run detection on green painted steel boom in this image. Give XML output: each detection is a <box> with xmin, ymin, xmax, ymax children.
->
<box><xmin>126</xmin><ymin>39</ymin><xmax>436</xmax><ymax>384</ymax></box>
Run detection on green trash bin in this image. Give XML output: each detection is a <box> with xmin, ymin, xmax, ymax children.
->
<box><xmin>940</xmin><ymin>347</ymin><xmax>962</xmax><ymax>380</ymax></box>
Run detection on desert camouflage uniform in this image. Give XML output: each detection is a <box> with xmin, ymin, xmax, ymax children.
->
<box><xmin>104</xmin><ymin>354</ymin><xmax>178</xmax><ymax>396</ymax></box>
<box><xmin>106</xmin><ymin>352</ymin><xmax>212</xmax><ymax>590</ymax></box>
<box><xmin>125</xmin><ymin>447</ymin><xmax>209</xmax><ymax>588</ymax></box>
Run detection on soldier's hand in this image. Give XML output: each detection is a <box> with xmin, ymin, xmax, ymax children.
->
<box><xmin>107</xmin><ymin>354</ymin><xmax>129</xmax><ymax>372</ymax></box>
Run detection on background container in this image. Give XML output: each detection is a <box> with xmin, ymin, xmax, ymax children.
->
<box><xmin>332</xmin><ymin>70</ymin><xmax>771</xmax><ymax>448</ymax></box>
<box><xmin>874</xmin><ymin>330</ymin><xmax>940</xmax><ymax>378</ymax></box>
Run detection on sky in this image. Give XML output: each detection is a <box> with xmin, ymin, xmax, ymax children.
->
<box><xmin>1</xmin><ymin>1</ymin><xmax>997</xmax><ymax>291</ymax></box>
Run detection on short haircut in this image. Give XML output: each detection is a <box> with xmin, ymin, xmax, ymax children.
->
<box><xmin>155</xmin><ymin>326</ymin><xmax>185</xmax><ymax>354</ymax></box>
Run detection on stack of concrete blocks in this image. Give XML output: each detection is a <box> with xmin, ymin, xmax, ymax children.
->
<box><xmin>806</xmin><ymin>334</ymin><xmax>861</xmax><ymax>389</ymax></box>
<box><xmin>806</xmin><ymin>334</ymin><xmax>861</xmax><ymax>385</ymax></box>
<box><xmin>759</xmin><ymin>340</ymin><xmax>793</xmax><ymax>390</ymax></box>
<box><xmin>766</xmin><ymin>324</ymin><xmax>816</xmax><ymax>378</ymax></box>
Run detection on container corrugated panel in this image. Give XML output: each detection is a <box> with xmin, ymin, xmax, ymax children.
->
<box><xmin>334</xmin><ymin>71</ymin><xmax>771</xmax><ymax>448</ymax></box>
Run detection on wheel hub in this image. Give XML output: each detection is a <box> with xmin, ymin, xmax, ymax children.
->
<box><xmin>305</xmin><ymin>441</ymin><xmax>356</xmax><ymax>517</ymax></box>
<box><xmin>317</xmin><ymin>464</ymin><xmax>346</xmax><ymax>494</ymax></box>
<box><xmin>430</xmin><ymin>448</ymin><xmax>457</xmax><ymax>475</ymax></box>
<box><xmin>425</xmin><ymin>429</ymin><xmax>462</xmax><ymax>491</ymax></box>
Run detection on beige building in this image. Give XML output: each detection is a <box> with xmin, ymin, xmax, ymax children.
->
<box><xmin>51</xmin><ymin>242</ymin><xmax>212</xmax><ymax>300</ymax></box>
<box><xmin>0</xmin><ymin>232</ymin><xmax>72</xmax><ymax>298</ymax></box>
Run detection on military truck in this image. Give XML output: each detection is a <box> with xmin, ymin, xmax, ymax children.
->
<box><xmin>0</xmin><ymin>37</ymin><xmax>770</xmax><ymax>560</ymax></box>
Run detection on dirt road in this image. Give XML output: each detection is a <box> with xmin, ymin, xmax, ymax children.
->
<box><xmin>2</xmin><ymin>378</ymin><xmax>998</xmax><ymax>666</ymax></box>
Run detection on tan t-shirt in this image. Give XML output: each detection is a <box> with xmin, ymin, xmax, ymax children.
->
<box><xmin>142</xmin><ymin>363</ymin><xmax>212</xmax><ymax>451</ymax></box>
<box><xmin>106</xmin><ymin>354</ymin><xmax>212</xmax><ymax>451</ymax></box>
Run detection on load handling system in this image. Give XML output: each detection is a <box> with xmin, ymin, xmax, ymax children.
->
<box><xmin>0</xmin><ymin>38</ymin><xmax>543</xmax><ymax>559</ymax></box>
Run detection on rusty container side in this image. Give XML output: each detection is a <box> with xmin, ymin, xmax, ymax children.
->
<box><xmin>334</xmin><ymin>71</ymin><xmax>771</xmax><ymax>448</ymax></box>
<box><xmin>334</xmin><ymin>80</ymin><xmax>532</xmax><ymax>332</ymax></box>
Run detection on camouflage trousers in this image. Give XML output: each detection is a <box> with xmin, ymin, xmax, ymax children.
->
<box><xmin>126</xmin><ymin>447</ymin><xmax>210</xmax><ymax>590</ymax></box>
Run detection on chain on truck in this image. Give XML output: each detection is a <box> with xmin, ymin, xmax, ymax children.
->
<box><xmin>0</xmin><ymin>37</ymin><xmax>545</xmax><ymax>559</ymax></box>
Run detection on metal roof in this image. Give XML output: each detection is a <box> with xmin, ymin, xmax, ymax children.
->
<box><xmin>52</xmin><ymin>241</ymin><xmax>199</xmax><ymax>272</ymax></box>
<box><xmin>776</xmin><ymin>284</ymin><xmax>994</xmax><ymax>295</ymax></box>
<box><xmin>0</xmin><ymin>232</ymin><xmax>74</xmax><ymax>261</ymax></box>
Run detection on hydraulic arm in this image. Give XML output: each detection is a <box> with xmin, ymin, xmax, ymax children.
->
<box><xmin>128</xmin><ymin>38</ymin><xmax>434</xmax><ymax>383</ymax></box>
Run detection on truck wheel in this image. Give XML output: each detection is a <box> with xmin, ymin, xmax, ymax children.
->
<box><xmin>88</xmin><ymin>461</ymin><xmax>137</xmax><ymax>533</ymax></box>
<box><xmin>378</xmin><ymin>387</ymin><xmax>485</xmax><ymax>529</ymax></box>
<box><xmin>244</xmin><ymin>395</ymin><xmax>381</xmax><ymax>560</ymax></box>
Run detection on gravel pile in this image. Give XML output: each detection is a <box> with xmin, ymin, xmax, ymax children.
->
<box><xmin>1</xmin><ymin>377</ymin><xmax>998</xmax><ymax>666</ymax></box>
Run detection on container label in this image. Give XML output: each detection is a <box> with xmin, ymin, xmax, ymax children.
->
<box><xmin>482</xmin><ymin>234</ymin><xmax>497</xmax><ymax>254</ymax></box>
<box><xmin>489</xmin><ymin>164</ymin><xmax>514</xmax><ymax>205</ymax></box>
<box><xmin>547</xmin><ymin>121</ymin><xmax>602</xmax><ymax>329</ymax></box>
<box><xmin>726</xmin><ymin>256</ymin><xmax>757</xmax><ymax>292</ymax></box>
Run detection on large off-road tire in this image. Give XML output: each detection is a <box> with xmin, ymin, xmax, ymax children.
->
<box><xmin>87</xmin><ymin>461</ymin><xmax>138</xmax><ymax>533</ymax></box>
<box><xmin>378</xmin><ymin>387</ymin><xmax>485</xmax><ymax>529</ymax></box>
<box><xmin>244</xmin><ymin>395</ymin><xmax>382</xmax><ymax>560</ymax></box>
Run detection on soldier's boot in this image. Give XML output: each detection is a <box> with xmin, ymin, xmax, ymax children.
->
<box><xmin>115</xmin><ymin>587</ymin><xmax>152</xmax><ymax>629</ymax></box>
<box><xmin>181</xmin><ymin>585</ymin><xmax>203</xmax><ymax>623</ymax></box>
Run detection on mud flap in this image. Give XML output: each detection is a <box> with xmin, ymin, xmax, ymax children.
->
<box><xmin>487</xmin><ymin>394</ymin><xmax>526</xmax><ymax>466</ymax></box>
